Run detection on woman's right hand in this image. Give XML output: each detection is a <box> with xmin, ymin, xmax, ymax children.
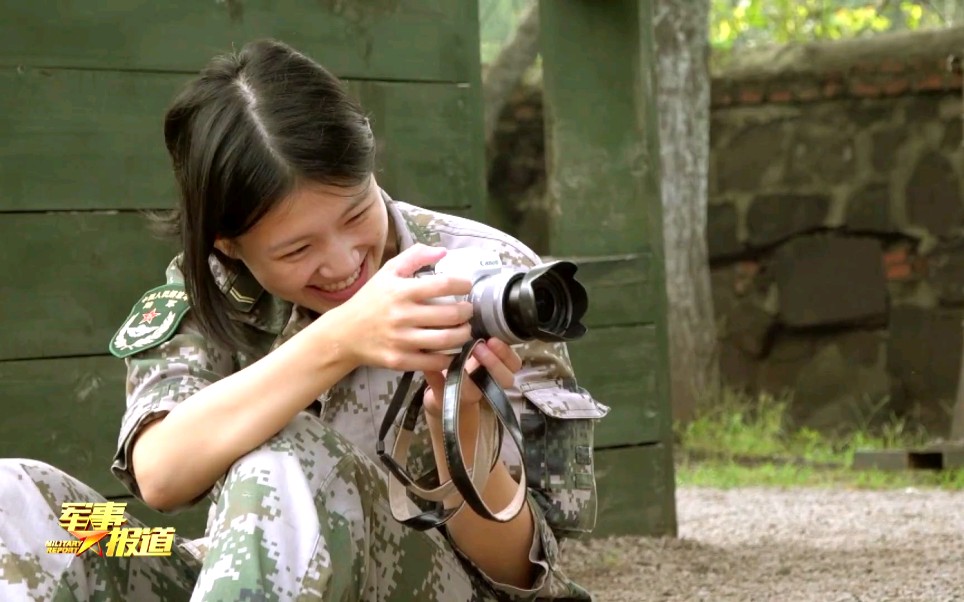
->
<box><xmin>323</xmin><ymin>244</ymin><xmax>474</xmax><ymax>373</ymax></box>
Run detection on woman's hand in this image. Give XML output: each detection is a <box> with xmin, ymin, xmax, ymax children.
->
<box><xmin>421</xmin><ymin>338</ymin><xmax>523</xmax><ymax>419</ymax></box>
<box><xmin>324</xmin><ymin>244</ymin><xmax>475</xmax><ymax>373</ymax></box>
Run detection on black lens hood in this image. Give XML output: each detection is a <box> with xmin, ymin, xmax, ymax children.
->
<box><xmin>515</xmin><ymin>260</ymin><xmax>588</xmax><ymax>341</ymax></box>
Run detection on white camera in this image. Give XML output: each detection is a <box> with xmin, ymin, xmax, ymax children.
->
<box><xmin>415</xmin><ymin>247</ymin><xmax>588</xmax><ymax>349</ymax></box>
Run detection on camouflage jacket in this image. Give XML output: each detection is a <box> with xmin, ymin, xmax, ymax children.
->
<box><xmin>108</xmin><ymin>189</ymin><xmax>609</xmax><ymax>600</ymax></box>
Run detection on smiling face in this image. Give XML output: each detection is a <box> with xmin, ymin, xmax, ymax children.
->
<box><xmin>217</xmin><ymin>177</ymin><xmax>393</xmax><ymax>314</ymax></box>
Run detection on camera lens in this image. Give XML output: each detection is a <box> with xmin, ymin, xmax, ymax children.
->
<box><xmin>535</xmin><ymin>285</ymin><xmax>553</xmax><ymax>323</ymax></box>
<box><xmin>468</xmin><ymin>260</ymin><xmax>587</xmax><ymax>345</ymax></box>
<box><xmin>530</xmin><ymin>274</ymin><xmax>569</xmax><ymax>332</ymax></box>
<box><xmin>501</xmin><ymin>263</ymin><xmax>586</xmax><ymax>342</ymax></box>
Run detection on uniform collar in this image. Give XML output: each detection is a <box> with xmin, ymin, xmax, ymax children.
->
<box><xmin>382</xmin><ymin>188</ymin><xmax>444</xmax><ymax>248</ymax></box>
<box><xmin>208</xmin><ymin>255</ymin><xmax>265</xmax><ymax>313</ymax></box>
<box><xmin>204</xmin><ymin>254</ymin><xmax>290</xmax><ymax>335</ymax></box>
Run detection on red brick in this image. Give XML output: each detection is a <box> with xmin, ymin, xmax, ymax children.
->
<box><xmin>886</xmin><ymin>263</ymin><xmax>912</xmax><ymax>281</ymax></box>
<box><xmin>883</xmin><ymin>248</ymin><xmax>908</xmax><ymax>267</ymax></box>
<box><xmin>849</xmin><ymin>79</ymin><xmax>882</xmax><ymax>98</ymax></box>
<box><xmin>795</xmin><ymin>85</ymin><xmax>822</xmax><ymax>102</ymax></box>
<box><xmin>880</xmin><ymin>78</ymin><xmax>911</xmax><ymax>96</ymax></box>
<box><xmin>734</xmin><ymin>260</ymin><xmax>760</xmax><ymax>295</ymax></box>
<box><xmin>736</xmin><ymin>260</ymin><xmax>761</xmax><ymax>277</ymax></box>
<box><xmin>738</xmin><ymin>87</ymin><xmax>765</xmax><ymax>104</ymax></box>
<box><xmin>878</xmin><ymin>58</ymin><xmax>906</xmax><ymax>74</ymax></box>
<box><xmin>852</xmin><ymin>61</ymin><xmax>879</xmax><ymax>74</ymax></box>
<box><xmin>883</xmin><ymin>247</ymin><xmax>924</xmax><ymax>281</ymax></box>
<box><xmin>768</xmin><ymin>88</ymin><xmax>793</xmax><ymax>103</ymax></box>
<box><xmin>914</xmin><ymin>73</ymin><xmax>946</xmax><ymax>91</ymax></box>
<box><xmin>822</xmin><ymin>81</ymin><xmax>844</xmax><ymax>98</ymax></box>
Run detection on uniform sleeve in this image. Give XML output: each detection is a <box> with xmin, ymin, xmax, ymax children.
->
<box><xmin>109</xmin><ymin>313</ymin><xmax>235</xmax><ymax>508</ymax></box>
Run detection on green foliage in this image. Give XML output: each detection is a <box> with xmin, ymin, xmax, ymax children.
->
<box><xmin>681</xmin><ymin>389</ymin><xmax>791</xmax><ymax>458</ymax></box>
<box><xmin>677</xmin><ymin>459</ymin><xmax>964</xmax><ymax>489</ymax></box>
<box><xmin>676</xmin><ymin>387</ymin><xmax>964</xmax><ymax>490</ymax></box>
<box><xmin>479</xmin><ymin>0</ymin><xmax>534</xmax><ymax>64</ymax></box>
<box><xmin>711</xmin><ymin>0</ymin><xmax>952</xmax><ymax>52</ymax></box>
<box><xmin>481</xmin><ymin>1</ymin><xmax>958</xmax><ymax>70</ymax></box>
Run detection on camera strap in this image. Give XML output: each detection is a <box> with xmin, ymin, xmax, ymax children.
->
<box><xmin>375</xmin><ymin>340</ymin><xmax>528</xmax><ymax>529</ymax></box>
<box><xmin>441</xmin><ymin>339</ymin><xmax>528</xmax><ymax>522</ymax></box>
<box><xmin>377</xmin><ymin>366</ymin><xmax>502</xmax><ymax>530</ymax></box>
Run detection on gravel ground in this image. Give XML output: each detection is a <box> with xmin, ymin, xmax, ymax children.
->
<box><xmin>560</xmin><ymin>486</ymin><xmax>964</xmax><ymax>601</ymax></box>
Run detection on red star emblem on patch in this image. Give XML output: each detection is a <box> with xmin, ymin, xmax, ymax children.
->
<box><xmin>140</xmin><ymin>309</ymin><xmax>160</xmax><ymax>324</ymax></box>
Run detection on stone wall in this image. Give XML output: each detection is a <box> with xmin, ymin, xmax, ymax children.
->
<box><xmin>488</xmin><ymin>27</ymin><xmax>964</xmax><ymax>435</ymax></box>
<box><xmin>709</xmin><ymin>28</ymin><xmax>964</xmax><ymax>435</ymax></box>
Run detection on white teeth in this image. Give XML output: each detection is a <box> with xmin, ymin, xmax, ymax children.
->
<box><xmin>318</xmin><ymin>265</ymin><xmax>362</xmax><ymax>292</ymax></box>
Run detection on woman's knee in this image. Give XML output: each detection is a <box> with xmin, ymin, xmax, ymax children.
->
<box><xmin>211</xmin><ymin>413</ymin><xmax>389</xmax><ymax>543</ymax></box>
<box><xmin>230</xmin><ymin>412</ymin><xmax>370</xmax><ymax>493</ymax></box>
<box><xmin>198</xmin><ymin>416</ymin><xmax>382</xmax><ymax>594</ymax></box>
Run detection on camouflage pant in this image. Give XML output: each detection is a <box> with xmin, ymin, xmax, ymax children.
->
<box><xmin>0</xmin><ymin>413</ymin><xmax>497</xmax><ymax>601</ymax></box>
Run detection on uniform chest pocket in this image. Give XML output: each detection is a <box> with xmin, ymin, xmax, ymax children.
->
<box><xmin>519</xmin><ymin>379</ymin><xmax>609</xmax><ymax>537</ymax></box>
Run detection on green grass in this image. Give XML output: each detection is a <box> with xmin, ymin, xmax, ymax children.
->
<box><xmin>675</xmin><ymin>388</ymin><xmax>964</xmax><ymax>491</ymax></box>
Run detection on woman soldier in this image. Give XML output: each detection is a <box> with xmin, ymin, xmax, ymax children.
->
<box><xmin>0</xmin><ymin>39</ymin><xmax>607</xmax><ymax>601</ymax></box>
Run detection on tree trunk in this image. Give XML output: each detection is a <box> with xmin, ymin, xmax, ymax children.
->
<box><xmin>653</xmin><ymin>0</ymin><xmax>719</xmax><ymax>422</ymax></box>
<box><xmin>953</xmin><ymin>322</ymin><xmax>964</xmax><ymax>441</ymax></box>
<box><xmin>953</xmin><ymin>377</ymin><xmax>964</xmax><ymax>442</ymax></box>
<box><xmin>481</xmin><ymin>2</ymin><xmax>540</xmax><ymax>152</ymax></box>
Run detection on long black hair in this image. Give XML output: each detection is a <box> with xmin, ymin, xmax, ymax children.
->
<box><xmin>156</xmin><ymin>39</ymin><xmax>376</xmax><ymax>350</ymax></box>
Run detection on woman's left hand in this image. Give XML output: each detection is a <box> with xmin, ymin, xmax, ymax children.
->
<box><xmin>422</xmin><ymin>338</ymin><xmax>523</xmax><ymax>418</ymax></box>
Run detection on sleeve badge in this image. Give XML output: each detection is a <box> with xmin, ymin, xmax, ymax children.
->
<box><xmin>108</xmin><ymin>284</ymin><xmax>191</xmax><ymax>358</ymax></box>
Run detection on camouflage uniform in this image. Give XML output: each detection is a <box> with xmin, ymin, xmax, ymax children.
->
<box><xmin>0</xmin><ymin>190</ymin><xmax>609</xmax><ymax>601</ymax></box>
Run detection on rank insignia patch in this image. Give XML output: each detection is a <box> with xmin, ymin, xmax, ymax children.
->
<box><xmin>109</xmin><ymin>284</ymin><xmax>190</xmax><ymax>358</ymax></box>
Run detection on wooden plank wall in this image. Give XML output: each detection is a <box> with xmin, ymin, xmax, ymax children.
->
<box><xmin>540</xmin><ymin>0</ymin><xmax>678</xmax><ymax>537</ymax></box>
<box><xmin>1</xmin><ymin>0</ymin><xmax>678</xmax><ymax>541</ymax></box>
<box><xmin>0</xmin><ymin>1</ymin><xmax>485</xmax><ymax>538</ymax></box>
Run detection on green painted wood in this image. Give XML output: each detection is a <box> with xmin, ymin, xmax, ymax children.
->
<box><xmin>1</xmin><ymin>359</ymin><xmax>676</xmax><ymax>540</ymax></box>
<box><xmin>0</xmin><ymin>356</ymin><xmax>129</xmax><ymax>497</ymax></box>
<box><xmin>556</xmin><ymin>253</ymin><xmax>657</xmax><ymax>328</ymax></box>
<box><xmin>0</xmin><ymin>68</ymin><xmax>180</xmax><ymax>212</ymax></box>
<box><xmin>0</xmin><ymin>1</ymin><xmax>476</xmax><ymax>83</ymax></box>
<box><xmin>1</xmin><ymin>214</ymin><xmax>641</xmax><ymax>361</ymax></box>
<box><xmin>0</xmin><ymin>213</ymin><xmax>179</xmax><ymax>361</ymax></box>
<box><xmin>568</xmin><ymin>325</ymin><xmax>666</xmax><ymax>447</ymax></box>
<box><xmin>347</xmin><ymin>80</ymin><xmax>483</xmax><ymax>212</ymax></box>
<box><xmin>0</xmin><ymin>208</ymin><xmax>480</xmax><ymax>361</ymax></box>
<box><xmin>0</xmin><ymin>67</ymin><xmax>482</xmax><ymax>212</ymax></box>
<box><xmin>591</xmin><ymin>443</ymin><xmax>677</xmax><ymax>537</ymax></box>
<box><xmin>539</xmin><ymin>0</ymin><xmax>664</xmax><ymax>258</ymax></box>
<box><xmin>114</xmin><ymin>497</ymin><xmax>210</xmax><ymax>541</ymax></box>
<box><xmin>540</xmin><ymin>0</ymin><xmax>675</xmax><ymax>530</ymax></box>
